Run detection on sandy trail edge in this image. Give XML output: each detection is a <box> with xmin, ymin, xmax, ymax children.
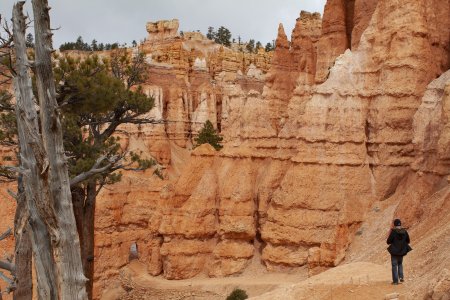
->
<box><xmin>102</xmin><ymin>260</ymin><xmax>408</xmax><ymax>300</ymax></box>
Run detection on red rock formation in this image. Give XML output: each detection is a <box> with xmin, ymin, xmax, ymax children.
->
<box><xmin>269</xmin><ymin>0</ymin><xmax>450</xmax><ymax>270</ymax></box>
<box><xmin>352</xmin><ymin>0</ymin><xmax>379</xmax><ymax>48</ymax></box>
<box><xmin>315</xmin><ymin>0</ymin><xmax>379</xmax><ymax>83</ymax></box>
<box><xmin>146</xmin><ymin>19</ymin><xmax>180</xmax><ymax>43</ymax></box>
<box><xmin>266</xmin><ymin>12</ymin><xmax>322</xmax><ymax>132</ymax></box>
<box><xmin>315</xmin><ymin>0</ymin><xmax>348</xmax><ymax>83</ymax></box>
<box><xmin>394</xmin><ymin>70</ymin><xmax>450</xmax><ymax>227</ymax></box>
<box><xmin>412</xmin><ymin>70</ymin><xmax>450</xmax><ymax>176</ymax></box>
<box><xmin>124</xmin><ymin>0</ymin><xmax>450</xmax><ymax>282</ymax></box>
<box><xmin>138</xmin><ymin>20</ymin><xmax>272</xmax><ymax>150</ymax></box>
<box><xmin>90</xmin><ymin>22</ymin><xmax>274</xmax><ymax>295</ymax></box>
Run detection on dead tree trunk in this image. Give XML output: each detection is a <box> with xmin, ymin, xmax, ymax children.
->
<box><xmin>13</xmin><ymin>1</ymin><xmax>88</xmax><ymax>299</ymax></box>
<box><xmin>31</xmin><ymin>0</ymin><xmax>88</xmax><ymax>298</ymax></box>
<box><xmin>12</xmin><ymin>3</ymin><xmax>58</xmax><ymax>299</ymax></box>
<box><xmin>13</xmin><ymin>177</ymin><xmax>32</xmax><ymax>300</ymax></box>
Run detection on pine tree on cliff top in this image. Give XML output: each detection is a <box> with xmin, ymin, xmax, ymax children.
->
<box><xmin>255</xmin><ymin>41</ymin><xmax>262</xmax><ymax>53</ymax></box>
<box><xmin>246</xmin><ymin>39</ymin><xmax>255</xmax><ymax>53</ymax></box>
<box><xmin>195</xmin><ymin>120</ymin><xmax>223</xmax><ymax>150</ymax></box>
<box><xmin>265</xmin><ymin>42</ymin><xmax>273</xmax><ymax>52</ymax></box>
<box><xmin>207</xmin><ymin>26</ymin><xmax>216</xmax><ymax>40</ymax></box>
<box><xmin>215</xmin><ymin>26</ymin><xmax>232</xmax><ymax>47</ymax></box>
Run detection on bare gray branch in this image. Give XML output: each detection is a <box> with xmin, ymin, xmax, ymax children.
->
<box><xmin>0</xmin><ymin>228</ymin><xmax>11</xmax><ymax>241</ymax></box>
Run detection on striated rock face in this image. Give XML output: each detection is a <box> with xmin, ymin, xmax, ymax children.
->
<box><xmin>93</xmin><ymin>0</ymin><xmax>449</xmax><ymax>292</ymax></box>
<box><xmin>106</xmin><ymin>0</ymin><xmax>448</xmax><ymax>284</ymax></box>
<box><xmin>351</xmin><ymin>0</ymin><xmax>379</xmax><ymax>49</ymax></box>
<box><xmin>265</xmin><ymin>1</ymin><xmax>449</xmax><ymax>274</ymax></box>
<box><xmin>89</xmin><ymin>21</ymin><xmax>273</xmax><ymax>298</ymax></box>
<box><xmin>315</xmin><ymin>0</ymin><xmax>348</xmax><ymax>83</ymax></box>
<box><xmin>91</xmin><ymin>1</ymin><xmax>450</xmax><ymax>296</ymax></box>
<box><xmin>138</xmin><ymin>22</ymin><xmax>272</xmax><ymax>151</ymax></box>
<box><xmin>93</xmin><ymin>168</ymin><xmax>167</xmax><ymax>298</ymax></box>
<box><xmin>412</xmin><ymin>70</ymin><xmax>450</xmax><ymax>175</ymax></box>
<box><xmin>394</xmin><ymin>70</ymin><xmax>450</xmax><ymax>227</ymax></box>
<box><xmin>266</xmin><ymin>12</ymin><xmax>322</xmax><ymax>132</ymax></box>
<box><xmin>315</xmin><ymin>0</ymin><xmax>379</xmax><ymax>83</ymax></box>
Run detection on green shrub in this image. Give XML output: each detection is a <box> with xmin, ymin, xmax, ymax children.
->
<box><xmin>226</xmin><ymin>288</ymin><xmax>248</xmax><ymax>300</ymax></box>
<box><xmin>194</xmin><ymin>120</ymin><xmax>223</xmax><ymax>150</ymax></box>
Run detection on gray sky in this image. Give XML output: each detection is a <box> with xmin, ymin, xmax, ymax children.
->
<box><xmin>2</xmin><ymin>1</ymin><xmax>326</xmax><ymax>47</ymax></box>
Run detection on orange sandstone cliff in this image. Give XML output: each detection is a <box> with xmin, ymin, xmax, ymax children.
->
<box><xmin>92</xmin><ymin>0</ymin><xmax>450</xmax><ymax>298</ymax></box>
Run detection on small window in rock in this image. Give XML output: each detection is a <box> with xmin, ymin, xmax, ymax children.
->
<box><xmin>129</xmin><ymin>242</ymin><xmax>139</xmax><ymax>261</ymax></box>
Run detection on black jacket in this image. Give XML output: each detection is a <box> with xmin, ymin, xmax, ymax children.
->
<box><xmin>387</xmin><ymin>227</ymin><xmax>411</xmax><ymax>256</ymax></box>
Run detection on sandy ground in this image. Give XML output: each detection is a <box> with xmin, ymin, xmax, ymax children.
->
<box><xmin>101</xmin><ymin>260</ymin><xmax>409</xmax><ymax>300</ymax></box>
<box><xmin>101</xmin><ymin>259</ymin><xmax>306</xmax><ymax>299</ymax></box>
<box><xmin>251</xmin><ymin>262</ymin><xmax>407</xmax><ymax>300</ymax></box>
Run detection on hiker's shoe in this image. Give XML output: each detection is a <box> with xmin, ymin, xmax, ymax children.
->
<box><xmin>400</xmin><ymin>278</ymin><xmax>404</xmax><ymax>283</ymax></box>
<box><xmin>391</xmin><ymin>282</ymin><xmax>399</xmax><ymax>285</ymax></box>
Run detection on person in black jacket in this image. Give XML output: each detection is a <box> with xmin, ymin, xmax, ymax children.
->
<box><xmin>387</xmin><ymin>218</ymin><xmax>411</xmax><ymax>284</ymax></box>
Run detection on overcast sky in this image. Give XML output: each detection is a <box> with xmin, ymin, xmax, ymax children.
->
<box><xmin>2</xmin><ymin>1</ymin><xmax>326</xmax><ymax>47</ymax></box>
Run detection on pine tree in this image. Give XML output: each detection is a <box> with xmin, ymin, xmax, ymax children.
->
<box><xmin>75</xmin><ymin>36</ymin><xmax>84</xmax><ymax>49</ymax></box>
<box><xmin>91</xmin><ymin>39</ymin><xmax>98</xmax><ymax>51</ymax></box>
<box><xmin>54</xmin><ymin>50</ymin><xmax>155</xmax><ymax>298</ymax></box>
<box><xmin>206</xmin><ymin>26</ymin><xmax>216</xmax><ymax>40</ymax></box>
<box><xmin>195</xmin><ymin>120</ymin><xmax>223</xmax><ymax>150</ymax></box>
<box><xmin>60</xmin><ymin>36</ymin><xmax>92</xmax><ymax>51</ymax></box>
<box><xmin>255</xmin><ymin>41</ymin><xmax>262</xmax><ymax>53</ymax></box>
<box><xmin>25</xmin><ymin>32</ymin><xmax>34</xmax><ymax>47</ymax></box>
<box><xmin>265</xmin><ymin>42</ymin><xmax>273</xmax><ymax>52</ymax></box>
<box><xmin>246</xmin><ymin>39</ymin><xmax>255</xmax><ymax>53</ymax></box>
<box><xmin>215</xmin><ymin>26</ymin><xmax>231</xmax><ymax>47</ymax></box>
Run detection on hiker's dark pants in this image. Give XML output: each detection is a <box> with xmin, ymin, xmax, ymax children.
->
<box><xmin>391</xmin><ymin>255</ymin><xmax>404</xmax><ymax>283</ymax></box>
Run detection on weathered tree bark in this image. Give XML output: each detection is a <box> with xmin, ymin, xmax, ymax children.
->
<box><xmin>72</xmin><ymin>187</ymin><xmax>85</xmax><ymax>248</ymax></box>
<box><xmin>83</xmin><ymin>182</ymin><xmax>96</xmax><ymax>300</ymax></box>
<box><xmin>13</xmin><ymin>1</ymin><xmax>88</xmax><ymax>299</ymax></box>
<box><xmin>31</xmin><ymin>0</ymin><xmax>88</xmax><ymax>298</ymax></box>
<box><xmin>72</xmin><ymin>181</ymin><xmax>96</xmax><ymax>300</ymax></box>
<box><xmin>27</xmin><ymin>212</ymin><xmax>57</xmax><ymax>300</ymax></box>
<box><xmin>12</xmin><ymin>3</ymin><xmax>58</xmax><ymax>299</ymax></box>
<box><xmin>13</xmin><ymin>177</ymin><xmax>32</xmax><ymax>300</ymax></box>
